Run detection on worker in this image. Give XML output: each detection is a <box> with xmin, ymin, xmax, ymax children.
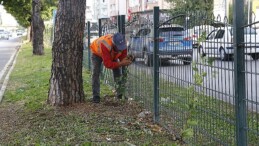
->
<box><xmin>90</xmin><ymin>32</ymin><xmax>132</xmax><ymax>103</ymax></box>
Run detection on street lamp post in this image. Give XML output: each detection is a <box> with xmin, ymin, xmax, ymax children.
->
<box><xmin>248</xmin><ymin>0</ymin><xmax>251</xmax><ymax>24</ymax></box>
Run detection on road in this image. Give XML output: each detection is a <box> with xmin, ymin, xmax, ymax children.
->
<box><xmin>0</xmin><ymin>37</ymin><xmax>21</xmax><ymax>84</ymax></box>
<box><xmin>133</xmin><ymin>55</ymin><xmax>259</xmax><ymax>112</ymax></box>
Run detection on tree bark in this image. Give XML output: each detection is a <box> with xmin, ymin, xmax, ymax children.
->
<box><xmin>48</xmin><ymin>0</ymin><xmax>86</xmax><ymax>106</ymax></box>
<box><xmin>32</xmin><ymin>0</ymin><xmax>44</xmax><ymax>55</ymax></box>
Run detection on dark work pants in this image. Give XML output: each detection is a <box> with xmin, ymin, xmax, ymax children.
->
<box><xmin>91</xmin><ymin>53</ymin><xmax>125</xmax><ymax>97</ymax></box>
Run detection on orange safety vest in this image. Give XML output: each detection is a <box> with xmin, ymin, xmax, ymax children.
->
<box><xmin>90</xmin><ymin>34</ymin><xmax>122</xmax><ymax>60</ymax></box>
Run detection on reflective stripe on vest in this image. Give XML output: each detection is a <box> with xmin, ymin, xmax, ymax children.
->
<box><xmin>97</xmin><ymin>39</ymin><xmax>112</xmax><ymax>53</ymax></box>
<box><xmin>91</xmin><ymin>34</ymin><xmax>113</xmax><ymax>56</ymax></box>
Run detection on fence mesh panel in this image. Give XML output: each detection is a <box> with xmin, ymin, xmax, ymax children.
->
<box><xmin>82</xmin><ymin>9</ymin><xmax>259</xmax><ymax>145</ymax></box>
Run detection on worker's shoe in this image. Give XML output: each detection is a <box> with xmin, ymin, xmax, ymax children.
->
<box><xmin>116</xmin><ymin>94</ymin><xmax>128</xmax><ymax>100</ymax></box>
<box><xmin>92</xmin><ymin>96</ymin><xmax>100</xmax><ymax>103</ymax></box>
<box><xmin>117</xmin><ymin>94</ymin><xmax>123</xmax><ymax>99</ymax></box>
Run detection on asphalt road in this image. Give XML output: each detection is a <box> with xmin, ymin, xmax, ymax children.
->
<box><xmin>133</xmin><ymin>55</ymin><xmax>259</xmax><ymax>112</ymax></box>
<box><xmin>0</xmin><ymin>37</ymin><xmax>21</xmax><ymax>80</ymax></box>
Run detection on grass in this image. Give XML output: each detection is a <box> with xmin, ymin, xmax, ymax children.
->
<box><xmin>0</xmin><ymin>43</ymin><xmax>178</xmax><ymax>145</ymax></box>
<box><xmin>2</xmin><ymin>41</ymin><xmax>258</xmax><ymax>145</ymax></box>
<box><xmin>4</xmin><ymin>44</ymin><xmax>113</xmax><ymax>110</ymax></box>
<box><xmin>3</xmin><ymin>43</ymin><xmax>52</xmax><ymax>110</ymax></box>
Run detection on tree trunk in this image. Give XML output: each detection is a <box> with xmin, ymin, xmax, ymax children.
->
<box><xmin>48</xmin><ymin>0</ymin><xmax>86</xmax><ymax>106</ymax></box>
<box><xmin>32</xmin><ymin>0</ymin><xmax>44</xmax><ymax>55</ymax></box>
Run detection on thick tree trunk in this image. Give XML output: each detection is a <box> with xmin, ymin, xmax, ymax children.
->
<box><xmin>32</xmin><ymin>0</ymin><xmax>44</xmax><ymax>55</ymax></box>
<box><xmin>48</xmin><ymin>0</ymin><xmax>86</xmax><ymax>106</ymax></box>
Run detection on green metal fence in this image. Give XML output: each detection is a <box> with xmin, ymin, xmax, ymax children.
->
<box><xmin>83</xmin><ymin>6</ymin><xmax>259</xmax><ymax>145</ymax></box>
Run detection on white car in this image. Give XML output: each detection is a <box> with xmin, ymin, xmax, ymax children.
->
<box><xmin>0</xmin><ymin>30</ymin><xmax>9</xmax><ymax>40</ymax></box>
<box><xmin>185</xmin><ymin>25</ymin><xmax>215</xmax><ymax>41</ymax></box>
<box><xmin>198</xmin><ymin>26</ymin><xmax>259</xmax><ymax>60</ymax></box>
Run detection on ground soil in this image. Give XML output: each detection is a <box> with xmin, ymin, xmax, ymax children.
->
<box><xmin>0</xmin><ymin>96</ymin><xmax>180</xmax><ymax>145</ymax></box>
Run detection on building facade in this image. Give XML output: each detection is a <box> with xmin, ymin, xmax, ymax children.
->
<box><xmin>85</xmin><ymin>1</ymin><xmax>95</xmax><ymax>22</ymax></box>
<box><xmin>92</xmin><ymin>0</ymin><xmax>109</xmax><ymax>20</ymax></box>
<box><xmin>126</xmin><ymin>0</ymin><xmax>170</xmax><ymax>13</ymax></box>
<box><xmin>91</xmin><ymin>0</ymin><xmax>170</xmax><ymax>21</ymax></box>
<box><xmin>252</xmin><ymin>0</ymin><xmax>259</xmax><ymax>27</ymax></box>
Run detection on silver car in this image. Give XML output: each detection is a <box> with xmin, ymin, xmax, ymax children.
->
<box><xmin>0</xmin><ymin>30</ymin><xmax>9</xmax><ymax>40</ymax></box>
<box><xmin>199</xmin><ymin>26</ymin><xmax>259</xmax><ymax>61</ymax></box>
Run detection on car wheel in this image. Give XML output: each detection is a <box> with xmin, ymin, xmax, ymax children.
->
<box><xmin>220</xmin><ymin>48</ymin><xmax>228</xmax><ymax>61</ymax></box>
<box><xmin>127</xmin><ymin>45</ymin><xmax>132</xmax><ymax>55</ymax></box>
<box><xmin>193</xmin><ymin>46</ymin><xmax>205</xmax><ymax>63</ymax></box>
<box><xmin>198</xmin><ymin>46</ymin><xmax>205</xmax><ymax>57</ymax></box>
<box><xmin>251</xmin><ymin>53</ymin><xmax>259</xmax><ymax>60</ymax></box>
<box><xmin>144</xmin><ymin>51</ymin><xmax>153</xmax><ymax>66</ymax></box>
<box><xmin>127</xmin><ymin>44</ymin><xmax>131</xmax><ymax>51</ymax></box>
<box><xmin>183</xmin><ymin>57</ymin><xmax>192</xmax><ymax>65</ymax></box>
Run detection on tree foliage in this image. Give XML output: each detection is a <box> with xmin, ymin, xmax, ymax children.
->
<box><xmin>1</xmin><ymin>0</ymin><xmax>57</xmax><ymax>27</ymax></box>
<box><xmin>41</xmin><ymin>0</ymin><xmax>58</xmax><ymax>20</ymax></box>
<box><xmin>166</xmin><ymin>0</ymin><xmax>214</xmax><ymax>15</ymax></box>
<box><xmin>2</xmin><ymin>0</ymin><xmax>32</xmax><ymax>27</ymax></box>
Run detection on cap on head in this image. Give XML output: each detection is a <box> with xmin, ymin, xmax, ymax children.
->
<box><xmin>112</xmin><ymin>32</ymin><xmax>126</xmax><ymax>51</ymax></box>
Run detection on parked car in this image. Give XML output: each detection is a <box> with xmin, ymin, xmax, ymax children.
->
<box><xmin>128</xmin><ymin>24</ymin><xmax>193</xmax><ymax>66</ymax></box>
<box><xmin>198</xmin><ymin>26</ymin><xmax>259</xmax><ymax>61</ymax></box>
<box><xmin>0</xmin><ymin>30</ymin><xmax>9</xmax><ymax>40</ymax></box>
<box><xmin>184</xmin><ymin>25</ymin><xmax>215</xmax><ymax>41</ymax></box>
<box><xmin>16</xmin><ymin>29</ymin><xmax>24</xmax><ymax>36</ymax></box>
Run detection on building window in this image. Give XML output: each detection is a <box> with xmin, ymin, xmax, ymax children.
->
<box><xmin>147</xmin><ymin>0</ymin><xmax>157</xmax><ymax>2</ymax></box>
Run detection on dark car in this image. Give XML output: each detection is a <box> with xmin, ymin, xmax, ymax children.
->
<box><xmin>16</xmin><ymin>29</ymin><xmax>24</xmax><ymax>36</ymax></box>
<box><xmin>128</xmin><ymin>24</ymin><xmax>193</xmax><ymax>66</ymax></box>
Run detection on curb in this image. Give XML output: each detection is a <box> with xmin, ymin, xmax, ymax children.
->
<box><xmin>0</xmin><ymin>45</ymin><xmax>21</xmax><ymax>103</ymax></box>
<box><xmin>0</xmin><ymin>48</ymin><xmax>17</xmax><ymax>82</ymax></box>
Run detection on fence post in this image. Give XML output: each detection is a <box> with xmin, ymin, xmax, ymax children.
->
<box><xmin>98</xmin><ymin>18</ymin><xmax>105</xmax><ymax>79</ymax></box>
<box><xmin>120</xmin><ymin>15</ymin><xmax>125</xmax><ymax>35</ymax></box>
<box><xmin>153</xmin><ymin>6</ymin><xmax>160</xmax><ymax>123</ymax></box>
<box><xmin>98</xmin><ymin>19</ymin><xmax>102</xmax><ymax>37</ymax></box>
<box><xmin>117</xmin><ymin>15</ymin><xmax>121</xmax><ymax>33</ymax></box>
<box><xmin>118</xmin><ymin>15</ymin><xmax>121</xmax><ymax>33</ymax></box>
<box><xmin>233</xmin><ymin>0</ymin><xmax>247</xmax><ymax>145</ymax></box>
<box><xmin>87</xmin><ymin>21</ymin><xmax>91</xmax><ymax>71</ymax></box>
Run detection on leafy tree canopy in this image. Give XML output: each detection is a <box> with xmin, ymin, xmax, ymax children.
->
<box><xmin>1</xmin><ymin>0</ymin><xmax>57</xmax><ymax>27</ymax></box>
<box><xmin>166</xmin><ymin>0</ymin><xmax>214</xmax><ymax>15</ymax></box>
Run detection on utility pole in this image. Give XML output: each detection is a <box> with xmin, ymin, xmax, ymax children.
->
<box><xmin>0</xmin><ymin>13</ymin><xmax>2</xmax><ymax>26</ymax></box>
<box><xmin>225</xmin><ymin>0</ymin><xmax>227</xmax><ymax>17</ymax></box>
<box><xmin>248</xmin><ymin>0</ymin><xmax>251</xmax><ymax>24</ymax></box>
